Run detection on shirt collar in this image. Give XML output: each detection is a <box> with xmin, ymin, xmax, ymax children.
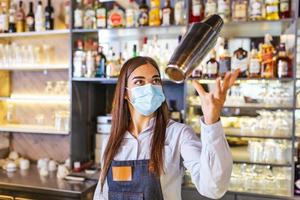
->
<box><xmin>124</xmin><ymin>117</ymin><xmax>156</xmax><ymax>139</ymax></box>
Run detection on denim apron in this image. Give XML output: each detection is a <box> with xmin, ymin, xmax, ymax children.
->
<box><xmin>107</xmin><ymin>159</ymin><xmax>164</xmax><ymax>200</ymax></box>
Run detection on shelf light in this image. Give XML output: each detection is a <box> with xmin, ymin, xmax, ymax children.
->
<box><xmin>0</xmin><ymin>95</ymin><xmax>70</xmax><ymax>104</ymax></box>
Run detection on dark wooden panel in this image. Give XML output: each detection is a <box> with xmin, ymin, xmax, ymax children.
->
<box><xmin>11</xmin><ymin>133</ymin><xmax>69</xmax><ymax>162</ymax></box>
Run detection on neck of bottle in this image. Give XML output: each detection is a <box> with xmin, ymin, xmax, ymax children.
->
<box><xmin>29</xmin><ymin>3</ymin><xmax>33</xmax><ymax>13</ymax></box>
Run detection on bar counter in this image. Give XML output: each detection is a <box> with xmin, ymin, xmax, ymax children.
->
<box><xmin>0</xmin><ymin>165</ymin><xmax>97</xmax><ymax>200</ymax></box>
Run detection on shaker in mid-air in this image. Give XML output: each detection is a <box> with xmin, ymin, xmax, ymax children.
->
<box><xmin>166</xmin><ymin>14</ymin><xmax>224</xmax><ymax>83</ymax></box>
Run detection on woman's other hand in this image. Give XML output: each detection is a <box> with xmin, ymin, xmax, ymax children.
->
<box><xmin>192</xmin><ymin>69</ymin><xmax>240</xmax><ymax>125</ymax></box>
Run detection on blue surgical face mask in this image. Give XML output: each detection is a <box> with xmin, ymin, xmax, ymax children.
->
<box><xmin>126</xmin><ymin>83</ymin><xmax>166</xmax><ymax>116</ymax></box>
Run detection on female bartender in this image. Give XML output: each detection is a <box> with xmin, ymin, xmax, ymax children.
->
<box><xmin>93</xmin><ymin>56</ymin><xmax>239</xmax><ymax>200</ymax></box>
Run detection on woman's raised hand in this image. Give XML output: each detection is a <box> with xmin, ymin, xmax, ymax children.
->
<box><xmin>192</xmin><ymin>69</ymin><xmax>240</xmax><ymax>125</ymax></box>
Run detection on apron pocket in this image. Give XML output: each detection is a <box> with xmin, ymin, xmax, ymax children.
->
<box><xmin>109</xmin><ymin>191</ymin><xmax>144</xmax><ymax>200</ymax></box>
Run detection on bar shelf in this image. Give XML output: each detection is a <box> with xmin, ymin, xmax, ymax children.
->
<box><xmin>0</xmin><ymin>64</ymin><xmax>69</xmax><ymax>71</ymax></box>
<box><xmin>182</xmin><ymin>184</ymin><xmax>292</xmax><ymax>199</ymax></box>
<box><xmin>0</xmin><ymin>29</ymin><xmax>70</xmax><ymax>38</ymax></box>
<box><xmin>189</xmin><ymin>104</ymin><xmax>293</xmax><ymax>110</ymax></box>
<box><xmin>0</xmin><ymin>124</ymin><xmax>69</xmax><ymax>135</ymax></box>
<box><xmin>0</xmin><ymin>96</ymin><xmax>70</xmax><ymax>104</ymax></box>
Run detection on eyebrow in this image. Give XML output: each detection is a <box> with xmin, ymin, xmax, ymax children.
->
<box><xmin>132</xmin><ymin>75</ymin><xmax>160</xmax><ymax>80</ymax></box>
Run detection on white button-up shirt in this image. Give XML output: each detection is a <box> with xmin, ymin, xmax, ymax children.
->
<box><xmin>93</xmin><ymin>118</ymin><xmax>232</xmax><ymax>200</ymax></box>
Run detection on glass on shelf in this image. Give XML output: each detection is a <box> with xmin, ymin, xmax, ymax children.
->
<box><xmin>0</xmin><ymin>43</ymin><xmax>56</xmax><ymax>67</ymax></box>
<box><xmin>44</xmin><ymin>81</ymin><xmax>69</xmax><ymax>96</ymax></box>
<box><xmin>229</xmin><ymin>164</ymin><xmax>291</xmax><ymax>196</ymax></box>
<box><xmin>248</xmin><ymin>139</ymin><xmax>292</xmax><ymax>165</ymax></box>
<box><xmin>54</xmin><ymin>110</ymin><xmax>70</xmax><ymax>132</ymax></box>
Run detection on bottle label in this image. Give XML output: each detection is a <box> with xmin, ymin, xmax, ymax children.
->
<box><xmin>207</xmin><ymin>62</ymin><xmax>218</xmax><ymax>75</ymax></box>
<box><xmin>234</xmin><ymin>4</ymin><xmax>247</xmax><ymax>18</ymax></box>
<box><xmin>219</xmin><ymin>59</ymin><xmax>230</xmax><ymax>74</ymax></box>
<box><xmin>217</xmin><ymin>1</ymin><xmax>229</xmax><ymax>15</ymax></box>
<box><xmin>35</xmin><ymin>18</ymin><xmax>44</xmax><ymax>31</ymax></box>
<box><xmin>138</xmin><ymin>10</ymin><xmax>148</xmax><ymax>25</ymax></box>
<box><xmin>110</xmin><ymin>13</ymin><xmax>122</xmax><ymax>26</ymax></box>
<box><xmin>97</xmin><ymin>8</ymin><xmax>106</xmax><ymax>27</ymax></box>
<box><xmin>205</xmin><ymin>2</ymin><xmax>217</xmax><ymax>16</ymax></box>
<box><xmin>250</xmin><ymin>2</ymin><xmax>262</xmax><ymax>16</ymax></box>
<box><xmin>162</xmin><ymin>8</ymin><xmax>171</xmax><ymax>25</ymax></box>
<box><xmin>280</xmin><ymin>1</ymin><xmax>289</xmax><ymax>12</ymax></box>
<box><xmin>149</xmin><ymin>8</ymin><xmax>160</xmax><ymax>25</ymax></box>
<box><xmin>171</xmin><ymin>112</ymin><xmax>181</xmax><ymax>120</ymax></box>
<box><xmin>84</xmin><ymin>9</ymin><xmax>96</xmax><ymax>28</ymax></box>
<box><xmin>266</xmin><ymin>5</ymin><xmax>279</xmax><ymax>14</ymax></box>
<box><xmin>278</xmin><ymin>60</ymin><xmax>288</xmax><ymax>77</ymax></box>
<box><xmin>192</xmin><ymin>0</ymin><xmax>201</xmax><ymax>16</ymax></box>
<box><xmin>16</xmin><ymin>12</ymin><xmax>24</xmax><ymax>21</ymax></box>
<box><xmin>0</xmin><ymin>15</ymin><xmax>6</xmax><ymax>31</ymax></box>
<box><xmin>26</xmin><ymin>16</ymin><xmax>34</xmax><ymax>26</ymax></box>
<box><xmin>175</xmin><ymin>1</ymin><xmax>184</xmax><ymax>25</ymax></box>
<box><xmin>249</xmin><ymin>59</ymin><xmax>260</xmax><ymax>73</ymax></box>
<box><xmin>126</xmin><ymin>9</ymin><xmax>135</xmax><ymax>27</ymax></box>
<box><xmin>74</xmin><ymin>9</ymin><xmax>83</xmax><ymax>27</ymax></box>
<box><xmin>232</xmin><ymin>57</ymin><xmax>248</xmax><ymax>72</ymax></box>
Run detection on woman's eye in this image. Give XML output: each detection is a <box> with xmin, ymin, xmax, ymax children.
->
<box><xmin>134</xmin><ymin>80</ymin><xmax>144</xmax><ymax>85</ymax></box>
<box><xmin>153</xmin><ymin>79</ymin><xmax>162</xmax><ymax>85</ymax></box>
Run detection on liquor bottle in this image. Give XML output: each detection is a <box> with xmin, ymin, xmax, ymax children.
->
<box><xmin>0</xmin><ymin>10</ymin><xmax>8</xmax><ymax>33</ymax></box>
<box><xmin>205</xmin><ymin>0</ymin><xmax>217</xmax><ymax>17</ymax></box>
<box><xmin>217</xmin><ymin>0</ymin><xmax>230</xmax><ymax>23</ymax></box>
<box><xmin>265</xmin><ymin>0</ymin><xmax>279</xmax><ymax>20</ymax></box>
<box><xmin>85</xmin><ymin>50</ymin><xmax>96</xmax><ymax>78</ymax></box>
<box><xmin>232</xmin><ymin>0</ymin><xmax>248</xmax><ymax>21</ymax></box>
<box><xmin>248</xmin><ymin>42</ymin><xmax>261</xmax><ymax>78</ymax></box>
<box><xmin>126</xmin><ymin>0</ymin><xmax>135</xmax><ymax>27</ymax></box>
<box><xmin>149</xmin><ymin>0</ymin><xmax>160</xmax><ymax>26</ymax></box>
<box><xmin>95</xmin><ymin>0</ymin><xmax>106</xmax><ymax>28</ymax></box>
<box><xmin>132</xmin><ymin>44</ymin><xmax>138</xmax><ymax>57</ymax></box>
<box><xmin>35</xmin><ymin>1</ymin><xmax>45</xmax><ymax>32</ymax></box>
<box><xmin>8</xmin><ymin>2</ymin><xmax>16</xmax><ymax>33</ymax></box>
<box><xmin>107</xmin><ymin>3</ymin><xmax>125</xmax><ymax>28</ymax></box>
<box><xmin>169</xmin><ymin>100</ymin><xmax>182</xmax><ymax>122</ymax></box>
<box><xmin>106</xmin><ymin>47</ymin><xmax>118</xmax><ymax>78</ymax></box>
<box><xmin>74</xmin><ymin>0</ymin><xmax>84</xmax><ymax>29</ymax></box>
<box><xmin>73</xmin><ymin>39</ymin><xmax>86</xmax><ymax>77</ymax></box>
<box><xmin>276</xmin><ymin>43</ymin><xmax>291</xmax><ymax>78</ymax></box>
<box><xmin>84</xmin><ymin>1</ymin><xmax>96</xmax><ymax>29</ymax></box>
<box><xmin>279</xmin><ymin>0</ymin><xmax>290</xmax><ymax>18</ymax></box>
<box><xmin>64</xmin><ymin>0</ymin><xmax>70</xmax><ymax>28</ymax></box>
<box><xmin>218</xmin><ymin>42</ymin><xmax>231</xmax><ymax>77</ymax></box>
<box><xmin>139</xmin><ymin>37</ymin><xmax>148</xmax><ymax>56</ymax></box>
<box><xmin>231</xmin><ymin>47</ymin><xmax>248</xmax><ymax>78</ymax></box>
<box><xmin>162</xmin><ymin>0</ymin><xmax>174</xmax><ymax>26</ymax></box>
<box><xmin>16</xmin><ymin>1</ymin><xmax>25</xmax><ymax>32</ymax></box>
<box><xmin>249</xmin><ymin>0</ymin><xmax>264</xmax><ymax>20</ymax></box>
<box><xmin>26</xmin><ymin>1</ymin><xmax>35</xmax><ymax>32</ymax></box>
<box><xmin>96</xmin><ymin>45</ymin><xmax>106</xmax><ymax>77</ymax></box>
<box><xmin>45</xmin><ymin>0</ymin><xmax>54</xmax><ymax>30</ymax></box>
<box><xmin>138</xmin><ymin>0</ymin><xmax>149</xmax><ymax>26</ymax></box>
<box><xmin>261</xmin><ymin>34</ymin><xmax>276</xmax><ymax>78</ymax></box>
<box><xmin>189</xmin><ymin>0</ymin><xmax>204</xmax><ymax>23</ymax></box>
<box><xmin>174</xmin><ymin>0</ymin><xmax>185</xmax><ymax>25</ymax></box>
<box><xmin>204</xmin><ymin>49</ymin><xmax>219</xmax><ymax>78</ymax></box>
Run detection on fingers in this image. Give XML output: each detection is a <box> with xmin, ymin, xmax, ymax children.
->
<box><xmin>229</xmin><ymin>69</ymin><xmax>240</xmax><ymax>87</ymax></box>
<box><xmin>215</xmin><ymin>77</ymin><xmax>222</xmax><ymax>98</ymax></box>
<box><xmin>221</xmin><ymin>72</ymin><xmax>231</xmax><ymax>92</ymax></box>
<box><xmin>192</xmin><ymin>80</ymin><xmax>207</xmax><ymax>97</ymax></box>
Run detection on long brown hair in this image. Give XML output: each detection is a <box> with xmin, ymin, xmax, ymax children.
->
<box><xmin>100</xmin><ymin>56</ymin><xmax>170</xmax><ymax>190</ymax></box>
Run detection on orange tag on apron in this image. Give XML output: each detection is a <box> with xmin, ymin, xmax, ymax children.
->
<box><xmin>112</xmin><ymin>166</ymin><xmax>132</xmax><ymax>181</ymax></box>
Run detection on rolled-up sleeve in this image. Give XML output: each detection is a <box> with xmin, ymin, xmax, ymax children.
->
<box><xmin>180</xmin><ymin>118</ymin><xmax>232</xmax><ymax>199</ymax></box>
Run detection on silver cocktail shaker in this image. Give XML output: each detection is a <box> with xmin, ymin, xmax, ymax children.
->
<box><xmin>166</xmin><ymin>14</ymin><xmax>224</xmax><ymax>83</ymax></box>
